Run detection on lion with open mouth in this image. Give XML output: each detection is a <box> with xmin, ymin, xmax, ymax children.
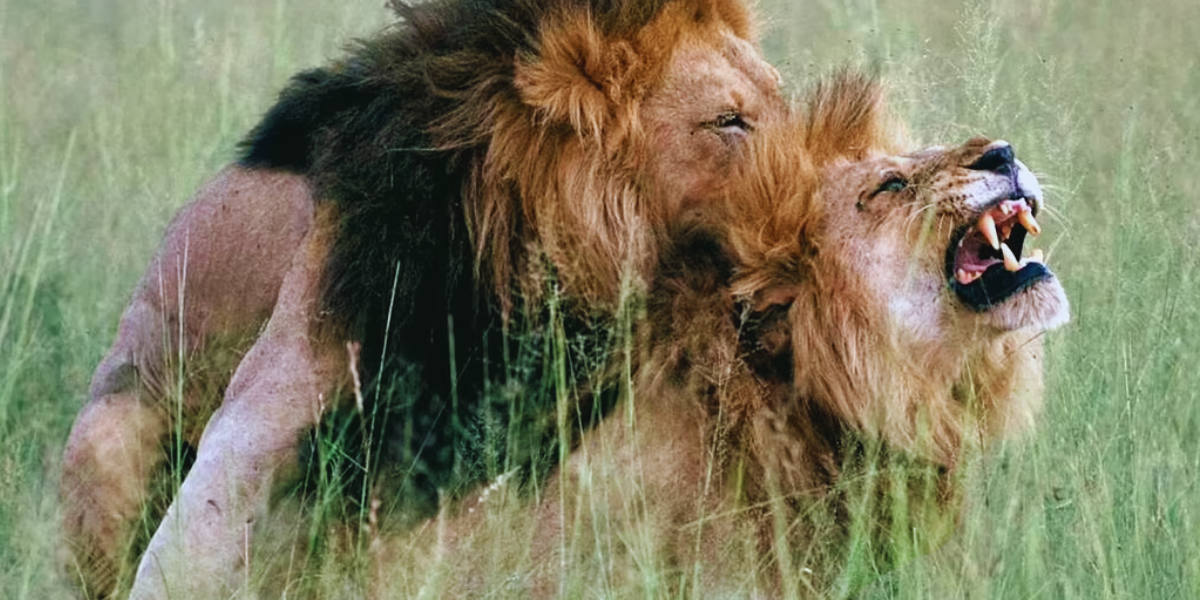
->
<box><xmin>510</xmin><ymin>73</ymin><xmax>1070</xmax><ymax>594</ymax></box>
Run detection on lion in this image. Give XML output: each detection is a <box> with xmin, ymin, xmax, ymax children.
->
<box><xmin>504</xmin><ymin>73</ymin><xmax>1070</xmax><ymax>595</ymax></box>
<box><xmin>58</xmin><ymin>0</ymin><xmax>786</xmax><ymax>597</ymax></box>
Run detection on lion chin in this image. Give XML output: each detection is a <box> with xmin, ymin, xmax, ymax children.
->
<box><xmin>969</xmin><ymin>264</ymin><xmax>1070</xmax><ymax>332</ymax></box>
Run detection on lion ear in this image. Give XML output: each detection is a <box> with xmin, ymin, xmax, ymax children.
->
<box><xmin>805</xmin><ymin>70</ymin><xmax>905</xmax><ymax>162</ymax></box>
<box><xmin>737</xmin><ymin>291</ymin><xmax>795</xmax><ymax>372</ymax></box>
<box><xmin>751</xmin><ymin>285</ymin><xmax>799</xmax><ymax>312</ymax></box>
<box><xmin>514</xmin><ymin>13</ymin><xmax>631</xmax><ymax>140</ymax></box>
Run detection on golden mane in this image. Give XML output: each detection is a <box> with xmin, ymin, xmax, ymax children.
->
<box><xmin>544</xmin><ymin>73</ymin><xmax>1071</xmax><ymax>591</ymax></box>
<box><xmin>720</xmin><ymin>73</ymin><xmax>974</xmax><ymax>471</ymax></box>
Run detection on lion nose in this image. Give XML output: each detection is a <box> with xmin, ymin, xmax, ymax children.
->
<box><xmin>968</xmin><ymin>141</ymin><xmax>1015</xmax><ymax>174</ymax></box>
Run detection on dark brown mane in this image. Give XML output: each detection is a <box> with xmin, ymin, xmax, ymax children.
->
<box><xmin>239</xmin><ymin>0</ymin><xmax>755</xmax><ymax>336</ymax></box>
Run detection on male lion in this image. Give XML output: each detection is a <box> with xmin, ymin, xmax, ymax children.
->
<box><xmin>59</xmin><ymin>0</ymin><xmax>785</xmax><ymax>597</ymax></box>
<box><xmin>520</xmin><ymin>73</ymin><xmax>1070</xmax><ymax>594</ymax></box>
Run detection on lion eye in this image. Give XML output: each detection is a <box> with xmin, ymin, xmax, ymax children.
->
<box><xmin>874</xmin><ymin>175</ymin><xmax>908</xmax><ymax>196</ymax></box>
<box><xmin>713</xmin><ymin>111</ymin><xmax>750</xmax><ymax>133</ymax></box>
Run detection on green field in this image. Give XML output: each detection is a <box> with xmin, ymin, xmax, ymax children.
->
<box><xmin>2</xmin><ymin>0</ymin><xmax>1197</xmax><ymax>597</ymax></box>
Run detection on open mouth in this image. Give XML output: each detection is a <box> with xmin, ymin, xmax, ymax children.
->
<box><xmin>945</xmin><ymin>197</ymin><xmax>1054</xmax><ymax>311</ymax></box>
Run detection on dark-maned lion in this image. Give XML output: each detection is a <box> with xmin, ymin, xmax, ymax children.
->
<box><xmin>519</xmin><ymin>73</ymin><xmax>1069</xmax><ymax>594</ymax></box>
<box><xmin>58</xmin><ymin>0</ymin><xmax>786</xmax><ymax>597</ymax></box>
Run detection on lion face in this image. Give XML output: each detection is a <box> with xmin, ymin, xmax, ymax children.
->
<box><xmin>640</xmin><ymin>27</ymin><xmax>784</xmax><ymax>217</ymax></box>
<box><xmin>821</xmin><ymin>137</ymin><xmax>1069</xmax><ymax>336</ymax></box>
<box><xmin>502</xmin><ymin>0</ymin><xmax>785</xmax><ymax>307</ymax></box>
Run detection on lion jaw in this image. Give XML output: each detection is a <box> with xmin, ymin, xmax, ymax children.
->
<box><xmin>943</xmin><ymin>154</ymin><xmax>1070</xmax><ymax>333</ymax></box>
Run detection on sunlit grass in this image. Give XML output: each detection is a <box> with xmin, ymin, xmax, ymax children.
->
<box><xmin>2</xmin><ymin>0</ymin><xmax>1198</xmax><ymax>597</ymax></box>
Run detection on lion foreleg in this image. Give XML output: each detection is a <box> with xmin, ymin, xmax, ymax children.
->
<box><xmin>60</xmin><ymin>286</ymin><xmax>188</xmax><ymax>598</ymax></box>
<box><xmin>126</xmin><ymin>393</ymin><xmax>314</xmax><ymax>599</ymax></box>
<box><xmin>126</xmin><ymin>225</ymin><xmax>343</xmax><ymax>599</ymax></box>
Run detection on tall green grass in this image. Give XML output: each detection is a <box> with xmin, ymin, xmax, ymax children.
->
<box><xmin>2</xmin><ymin>0</ymin><xmax>1198</xmax><ymax>597</ymax></box>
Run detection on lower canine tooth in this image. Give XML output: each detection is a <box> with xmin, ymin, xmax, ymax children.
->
<box><xmin>1029</xmin><ymin>248</ymin><xmax>1044</xmax><ymax>263</ymax></box>
<box><xmin>1001</xmin><ymin>243</ymin><xmax>1021</xmax><ymax>271</ymax></box>
<box><xmin>956</xmin><ymin>269</ymin><xmax>981</xmax><ymax>285</ymax></box>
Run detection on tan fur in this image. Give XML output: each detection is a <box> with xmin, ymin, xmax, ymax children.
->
<box><xmin>60</xmin><ymin>1</ymin><xmax>786</xmax><ymax>598</ymax></box>
<box><xmin>60</xmin><ymin>166</ymin><xmax>313</xmax><ymax>597</ymax></box>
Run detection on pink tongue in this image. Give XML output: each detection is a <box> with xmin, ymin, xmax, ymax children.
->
<box><xmin>957</xmin><ymin>234</ymin><xmax>997</xmax><ymax>272</ymax></box>
<box><xmin>954</xmin><ymin>200</ymin><xmax>1046</xmax><ymax>286</ymax></box>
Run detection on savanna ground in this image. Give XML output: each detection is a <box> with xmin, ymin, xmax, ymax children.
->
<box><xmin>1</xmin><ymin>0</ymin><xmax>1198</xmax><ymax>597</ymax></box>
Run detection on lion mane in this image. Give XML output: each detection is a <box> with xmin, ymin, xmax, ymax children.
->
<box><xmin>235</xmin><ymin>0</ymin><xmax>778</xmax><ymax>511</ymax></box>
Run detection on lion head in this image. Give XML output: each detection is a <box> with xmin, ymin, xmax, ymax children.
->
<box><xmin>473</xmin><ymin>0</ymin><xmax>786</xmax><ymax>311</ymax></box>
<box><xmin>240</xmin><ymin>0</ymin><xmax>787</xmax><ymax>329</ymax></box>
<box><xmin>726</xmin><ymin>73</ymin><xmax>1070</xmax><ymax>474</ymax></box>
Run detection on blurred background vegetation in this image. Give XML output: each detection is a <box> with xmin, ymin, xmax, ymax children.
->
<box><xmin>1</xmin><ymin>0</ymin><xmax>1197</xmax><ymax>597</ymax></box>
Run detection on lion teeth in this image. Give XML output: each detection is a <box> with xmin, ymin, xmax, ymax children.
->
<box><xmin>1001</xmin><ymin>243</ymin><xmax>1020</xmax><ymax>271</ymax></box>
<box><xmin>1019</xmin><ymin>207</ymin><xmax>1041</xmax><ymax>235</ymax></box>
<box><xmin>1028</xmin><ymin>248</ymin><xmax>1044</xmax><ymax>263</ymax></box>
<box><xmin>956</xmin><ymin>269</ymin><xmax>982</xmax><ymax>285</ymax></box>
<box><xmin>978</xmin><ymin>213</ymin><xmax>1000</xmax><ymax>250</ymax></box>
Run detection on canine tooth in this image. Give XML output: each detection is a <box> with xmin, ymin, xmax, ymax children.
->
<box><xmin>1029</xmin><ymin>248</ymin><xmax>1044</xmax><ymax>263</ymax></box>
<box><xmin>1001</xmin><ymin>243</ymin><xmax>1020</xmax><ymax>271</ymax></box>
<box><xmin>1019</xmin><ymin>207</ymin><xmax>1041</xmax><ymax>235</ymax></box>
<box><xmin>979</xmin><ymin>213</ymin><xmax>1000</xmax><ymax>250</ymax></box>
